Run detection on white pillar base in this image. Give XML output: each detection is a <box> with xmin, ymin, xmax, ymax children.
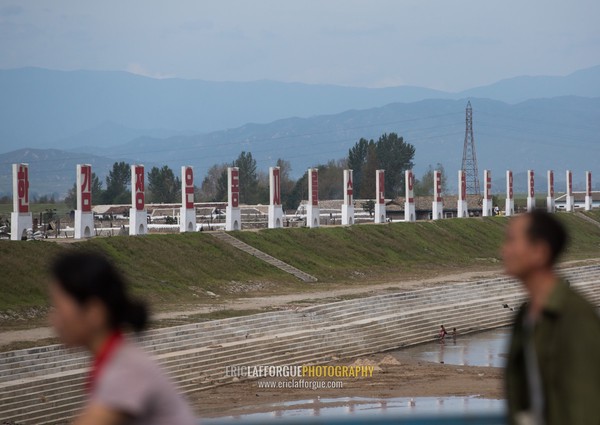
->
<box><xmin>505</xmin><ymin>199</ymin><xmax>514</xmax><ymax>216</ymax></box>
<box><xmin>225</xmin><ymin>206</ymin><xmax>241</xmax><ymax>231</ymax></box>
<box><xmin>180</xmin><ymin>208</ymin><xmax>196</xmax><ymax>232</ymax></box>
<box><xmin>74</xmin><ymin>210</ymin><xmax>94</xmax><ymax>239</ymax></box>
<box><xmin>341</xmin><ymin>205</ymin><xmax>354</xmax><ymax>225</ymax></box>
<box><xmin>10</xmin><ymin>212</ymin><xmax>33</xmax><ymax>241</ymax></box>
<box><xmin>432</xmin><ymin>202</ymin><xmax>443</xmax><ymax>220</ymax></box>
<box><xmin>482</xmin><ymin>199</ymin><xmax>493</xmax><ymax>217</ymax></box>
<box><xmin>585</xmin><ymin>196</ymin><xmax>593</xmax><ymax>211</ymax></box>
<box><xmin>527</xmin><ymin>197</ymin><xmax>536</xmax><ymax>212</ymax></box>
<box><xmin>457</xmin><ymin>200</ymin><xmax>469</xmax><ymax>218</ymax></box>
<box><xmin>547</xmin><ymin>197</ymin><xmax>555</xmax><ymax>213</ymax></box>
<box><xmin>565</xmin><ymin>196</ymin><xmax>574</xmax><ymax>212</ymax></box>
<box><xmin>129</xmin><ymin>209</ymin><xmax>147</xmax><ymax>235</ymax></box>
<box><xmin>307</xmin><ymin>206</ymin><xmax>320</xmax><ymax>228</ymax></box>
<box><xmin>374</xmin><ymin>204</ymin><xmax>386</xmax><ymax>223</ymax></box>
<box><xmin>268</xmin><ymin>205</ymin><xmax>284</xmax><ymax>229</ymax></box>
<box><xmin>404</xmin><ymin>202</ymin><xmax>416</xmax><ymax>222</ymax></box>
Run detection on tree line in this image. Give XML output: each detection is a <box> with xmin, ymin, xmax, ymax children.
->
<box><xmin>64</xmin><ymin>132</ymin><xmax>447</xmax><ymax>210</ymax></box>
<box><xmin>64</xmin><ymin>163</ymin><xmax>182</xmax><ymax>208</ymax></box>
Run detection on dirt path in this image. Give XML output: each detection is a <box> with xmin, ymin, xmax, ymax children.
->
<box><xmin>156</xmin><ymin>268</ymin><xmax>505</xmax><ymax>318</ymax></box>
<box><xmin>2</xmin><ymin>259</ymin><xmax>597</xmax><ymax>349</ymax></box>
<box><xmin>0</xmin><ymin>268</ymin><xmax>504</xmax><ymax>347</ymax></box>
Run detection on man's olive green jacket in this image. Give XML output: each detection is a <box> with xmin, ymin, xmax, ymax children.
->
<box><xmin>506</xmin><ymin>279</ymin><xmax>600</xmax><ymax>425</ymax></box>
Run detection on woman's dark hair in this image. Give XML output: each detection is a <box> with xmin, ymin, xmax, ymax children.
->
<box><xmin>525</xmin><ymin>210</ymin><xmax>568</xmax><ymax>266</ymax></box>
<box><xmin>51</xmin><ymin>252</ymin><xmax>148</xmax><ymax>332</ymax></box>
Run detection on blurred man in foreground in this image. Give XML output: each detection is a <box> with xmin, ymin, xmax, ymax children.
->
<box><xmin>502</xmin><ymin>210</ymin><xmax>600</xmax><ymax>425</ymax></box>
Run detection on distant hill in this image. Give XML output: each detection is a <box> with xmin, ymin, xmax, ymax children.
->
<box><xmin>56</xmin><ymin>121</ymin><xmax>193</xmax><ymax>151</ymax></box>
<box><xmin>462</xmin><ymin>65</ymin><xmax>600</xmax><ymax>103</ymax></box>
<box><xmin>1</xmin><ymin>65</ymin><xmax>599</xmax><ymax>153</ymax></box>
<box><xmin>1</xmin><ymin>96</ymin><xmax>598</xmax><ymax>198</ymax></box>
<box><xmin>80</xmin><ymin>96</ymin><xmax>600</xmax><ymax>184</ymax></box>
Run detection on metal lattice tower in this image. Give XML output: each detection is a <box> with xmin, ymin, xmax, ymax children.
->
<box><xmin>461</xmin><ymin>101</ymin><xmax>481</xmax><ymax>197</ymax></box>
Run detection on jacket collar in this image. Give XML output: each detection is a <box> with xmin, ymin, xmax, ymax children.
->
<box><xmin>541</xmin><ymin>278</ymin><xmax>568</xmax><ymax>316</ymax></box>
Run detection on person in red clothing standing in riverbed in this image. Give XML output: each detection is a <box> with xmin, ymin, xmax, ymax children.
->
<box><xmin>438</xmin><ymin>325</ymin><xmax>448</xmax><ymax>342</ymax></box>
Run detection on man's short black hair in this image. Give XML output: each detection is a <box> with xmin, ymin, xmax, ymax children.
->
<box><xmin>524</xmin><ymin>209</ymin><xmax>568</xmax><ymax>266</ymax></box>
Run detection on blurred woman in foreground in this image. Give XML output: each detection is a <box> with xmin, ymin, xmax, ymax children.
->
<box><xmin>49</xmin><ymin>252</ymin><xmax>196</xmax><ymax>425</ymax></box>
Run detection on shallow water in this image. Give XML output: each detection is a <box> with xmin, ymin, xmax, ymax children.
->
<box><xmin>395</xmin><ymin>327</ymin><xmax>511</xmax><ymax>368</ymax></box>
<box><xmin>212</xmin><ymin>396</ymin><xmax>505</xmax><ymax>420</ymax></box>
<box><xmin>207</xmin><ymin>328</ymin><xmax>510</xmax><ymax>421</ymax></box>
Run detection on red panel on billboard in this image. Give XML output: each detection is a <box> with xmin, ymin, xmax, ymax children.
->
<box><xmin>17</xmin><ymin>164</ymin><xmax>29</xmax><ymax>213</ymax></box>
<box><xmin>272</xmin><ymin>168</ymin><xmax>281</xmax><ymax>205</ymax></box>
<box><xmin>378</xmin><ymin>171</ymin><xmax>385</xmax><ymax>204</ymax></box>
<box><xmin>346</xmin><ymin>175</ymin><xmax>353</xmax><ymax>197</ymax></box>
<box><xmin>311</xmin><ymin>170</ymin><xmax>319</xmax><ymax>206</ymax></box>
<box><xmin>529</xmin><ymin>171</ymin><xmax>535</xmax><ymax>198</ymax></box>
<box><xmin>184</xmin><ymin>167</ymin><xmax>194</xmax><ymax>209</ymax></box>
<box><xmin>435</xmin><ymin>172</ymin><xmax>442</xmax><ymax>202</ymax></box>
<box><xmin>134</xmin><ymin>166</ymin><xmax>145</xmax><ymax>211</ymax></box>
<box><xmin>80</xmin><ymin>165</ymin><xmax>92</xmax><ymax>212</ymax></box>
<box><xmin>231</xmin><ymin>168</ymin><xmax>239</xmax><ymax>208</ymax></box>
<box><xmin>407</xmin><ymin>171</ymin><xmax>414</xmax><ymax>203</ymax></box>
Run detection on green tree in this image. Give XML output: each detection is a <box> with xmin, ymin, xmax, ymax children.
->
<box><xmin>215</xmin><ymin>168</ymin><xmax>228</xmax><ymax>202</ymax></box>
<box><xmin>414</xmin><ymin>163</ymin><xmax>447</xmax><ymax>196</ymax></box>
<box><xmin>255</xmin><ymin>170</ymin><xmax>269</xmax><ymax>205</ymax></box>
<box><xmin>375</xmin><ymin>133</ymin><xmax>415</xmax><ymax>196</ymax></box>
<box><xmin>234</xmin><ymin>151</ymin><xmax>259</xmax><ymax>204</ymax></box>
<box><xmin>359</xmin><ymin>143</ymin><xmax>378</xmax><ymax>199</ymax></box>
<box><xmin>347</xmin><ymin>138</ymin><xmax>371</xmax><ymax>197</ymax></box>
<box><xmin>317</xmin><ymin>159</ymin><xmax>346</xmax><ymax>200</ymax></box>
<box><xmin>147</xmin><ymin>165</ymin><xmax>181</xmax><ymax>203</ymax></box>
<box><xmin>104</xmin><ymin>162</ymin><xmax>130</xmax><ymax>204</ymax></box>
<box><xmin>276</xmin><ymin>158</ymin><xmax>296</xmax><ymax>211</ymax></box>
<box><xmin>200</xmin><ymin>163</ymin><xmax>228</xmax><ymax>202</ymax></box>
<box><xmin>348</xmin><ymin>133</ymin><xmax>415</xmax><ymax>198</ymax></box>
<box><xmin>288</xmin><ymin>171</ymin><xmax>308</xmax><ymax>213</ymax></box>
<box><xmin>361</xmin><ymin>200</ymin><xmax>375</xmax><ymax>217</ymax></box>
<box><xmin>284</xmin><ymin>160</ymin><xmax>347</xmax><ymax>212</ymax></box>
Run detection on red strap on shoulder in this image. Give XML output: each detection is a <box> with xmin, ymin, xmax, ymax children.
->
<box><xmin>86</xmin><ymin>331</ymin><xmax>124</xmax><ymax>393</ymax></box>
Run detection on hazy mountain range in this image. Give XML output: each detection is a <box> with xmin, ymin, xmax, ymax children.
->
<box><xmin>0</xmin><ymin>66</ymin><xmax>598</xmax><ymax>198</ymax></box>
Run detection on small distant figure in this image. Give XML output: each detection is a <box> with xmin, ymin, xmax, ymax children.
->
<box><xmin>118</xmin><ymin>225</ymin><xmax>127</xmax><ymax>236</ymax></box>
<box><xmin>439</xmin><ymin>325</ymin><xmax>447</xmax><ymax>342</ymax></box>
<box><xmin>451</xmin><ymin>327</ymin><xmax>457</xmax><ymax>339</ymax></box>
<box><xmin>494</xmin><ymin>205</ymin><xmax>500</xmax><ymax>216</ymax></box>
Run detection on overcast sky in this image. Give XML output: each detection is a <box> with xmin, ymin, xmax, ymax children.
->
<box><xmin>0</xmin><ymin>0</ymin><xmax>598</xmax><ymax>91</ymax></box>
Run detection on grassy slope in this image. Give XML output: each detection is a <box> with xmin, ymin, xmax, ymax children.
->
<box><xmin>234</xmin><ymin>219</ymin><xmax>507</xmax><ymax>281</ymax></box>
<box><xmin>1</xmin><ymin>213</ymin><xmax>599</xmax><ymax>313</ymax></box>
<box><xmin>234</xmin><ymin>214</ymin><xmax>600</xmax><ymax>281</ymax></box>
<box><xmin>0</xmin><ymin>233</ymin><xmax>290</xmax><ymax>311</ymax></box>
<box><xmin>583</xmin><ymin>210</ymin><xmax>600</xmax><ymax>223</ymax></box>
